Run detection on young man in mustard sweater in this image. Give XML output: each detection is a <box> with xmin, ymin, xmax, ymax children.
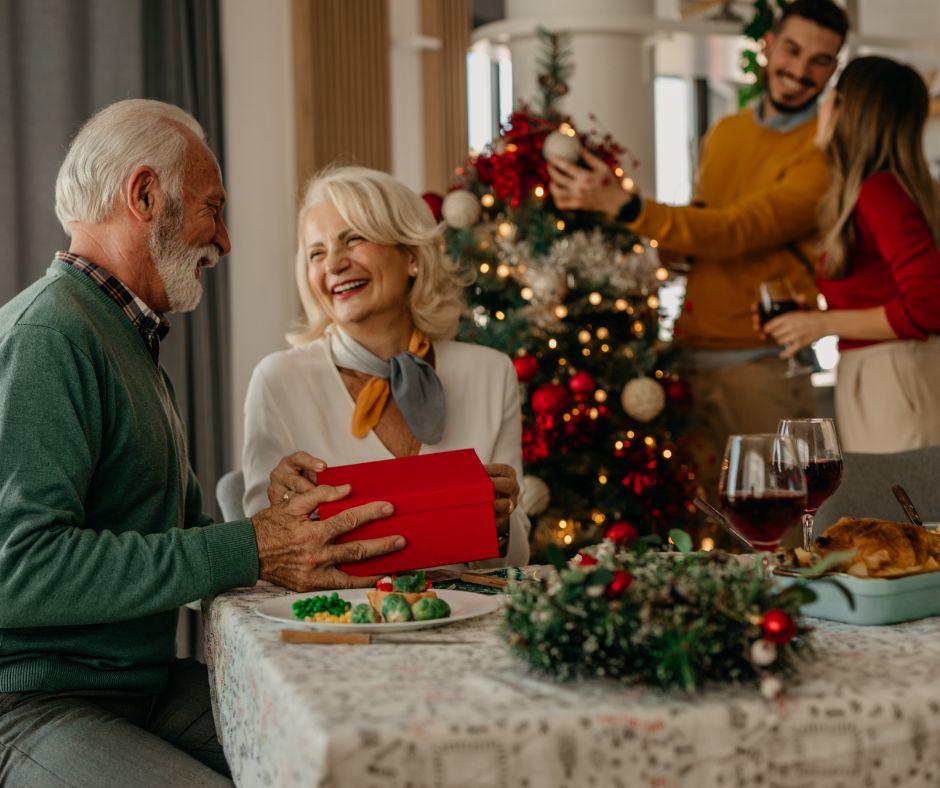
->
<box><xmin>0</xmin><ymin>100</ymin><xmax>406</xmax><ymax>786</ymax></box>
<box><xmin>550</xmin><ymin>0</ymin><xmax>849</xmax><ymax>493</ymax></box>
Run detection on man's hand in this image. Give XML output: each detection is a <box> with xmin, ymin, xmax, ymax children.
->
<box><xmin>547</xmin><ymin>149</ymin><xmax>634</xmax><ymax>216</ymax></box>
<box><xmin>485</xmin><ymin>464</ymin><xmax>519</xmax><ymax>555</ymax></box>
<box><xmin>267</xmin><ymin>451</ymin><xmax>325</xmax><ymax>507</ymax></box>
<box><xmin>251</xmin><ymin>487</ymin><xmax>405</xmax><ymax>591</ymax></box>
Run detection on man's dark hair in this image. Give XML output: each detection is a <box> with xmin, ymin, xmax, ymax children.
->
<box><xmin>776</xmin><ymin>0</ymin><xmax>850</xmax><ymax>44</ymax></box>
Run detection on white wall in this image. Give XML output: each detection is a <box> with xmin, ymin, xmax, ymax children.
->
<box><xmin>221</xmin><ymin>0</ymin><xmax>297</xmax><ymax>470</ymax></box>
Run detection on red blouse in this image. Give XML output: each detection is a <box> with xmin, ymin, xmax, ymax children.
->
<box><xmin>817</xmin><ymin>171</ymin><xmax>940</xmax><ymax>351</ymax></box>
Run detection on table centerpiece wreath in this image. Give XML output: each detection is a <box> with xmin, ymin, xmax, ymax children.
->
<box><xmin>503</xmin><ymin>527</ymin><xmax>852</xmax><ymax>697</ymax></box>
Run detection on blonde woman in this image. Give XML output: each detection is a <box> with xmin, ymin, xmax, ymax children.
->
<box><xmin>242</xmin><ymin>166</ymin><xmax>530</xmax><ymax>566</ymax></box>
<box><xmin>764</xmin><ymin>56</ymin><xmax>940</xmax><ymax>452</ymax></box>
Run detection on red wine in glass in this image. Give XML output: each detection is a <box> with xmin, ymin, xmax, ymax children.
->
<box><xmin>778</xmin><ymin>418</ymin><xmax>844</xmax><ymax>551</ymax></box>
<box><xmin>804</xmin><ymin>457</ymin><xmax>844</xmax><ymax>513</ymax></box>
<box><xmin>719</xmin><ymin>491</ymin><xmax>807</xmax><ymax>550</ymax></box>
<box><xmin>758</xmin><ymin>298</ymin><xmax>799</xmax><ymax>327</ymax></box>
<box><xmin>718</xmin><ymin>434</ymin><xmax>807</xmax><ymax>574</ymax></box>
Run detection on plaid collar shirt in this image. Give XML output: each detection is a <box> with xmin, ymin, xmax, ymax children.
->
<box><xmin>55</xmin><ymin>252</ymin><xmax>170</xmax><ymax>364</ymax></box>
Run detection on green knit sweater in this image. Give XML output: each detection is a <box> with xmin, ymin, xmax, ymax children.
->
<box><xmin>0</xmin><ymin>261</ymin><xmax>259</xmax><ymax>694</ymax></box>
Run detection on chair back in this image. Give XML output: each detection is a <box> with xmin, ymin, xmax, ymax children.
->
<box><xmin>216</xmin><ymin>469</ymin><xmax>246</xmax><ymax>522</ymax></box>
<box><xmin>814</xmin><ymin>446</ymin><xmax>940</xmax><ymax>535</ymax></box>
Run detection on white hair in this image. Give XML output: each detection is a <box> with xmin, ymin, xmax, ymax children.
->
<box><xmin>54</xmin><ymin>99</ymin><xmax>206</xmax><ymax>234</ymax></box>
<box><xmin>287</xmin><ymin>166</ymin><xmax>472</xmax><ymax>347</ymax></box>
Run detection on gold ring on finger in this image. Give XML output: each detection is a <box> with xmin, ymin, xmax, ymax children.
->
<box><xmin>282</xmin><ymin>491</ymin><xmax>291</xmax><ymax>502</ymax></box>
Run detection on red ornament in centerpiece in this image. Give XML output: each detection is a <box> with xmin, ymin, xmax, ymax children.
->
<box><xmin>605</xmin><ymin>521</ymin><xmax>639</xmax><ymax>546</ymax></box>
<box><xmin>513</xmin><ymin>355</ymin><xmax>540</xmax><ymax>383</ymax></box>
<box><xmin>577</xmin><ymin>551</ymin><xmax>598</xmax><ymax>566</ymax></box>
<box><xmin>567</xmin><ymin>370</ymin><xmax>596</xmax><ymax>400</ymax></box>
<box><xmin>531</xmin><ymin>382</ymin><xmax>570</xmax><ymax>417</ymax></box>
<box><xmin>607</xmin><ymin>569</ymin><xmax>633</xmax><ymax>597</ymax></box>
<box><xmin>761</xmin><ymin>609</ymin><xmax>796</xmax><ymax>645</ymax></box>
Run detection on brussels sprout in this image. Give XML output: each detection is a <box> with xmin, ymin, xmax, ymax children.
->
<box><xmin>411</xmin><ymin>597</ymin><xmax>451</xmax><ymax>621</ymax></box>
<box><xmin>351</xmin><ymin>603</ymin><xmax>379</xmax><ymax>624</ymax></box>
<box><xmin>380</xmin><ymin>593</ymin><xmax>413</xmax><ymax>623</ymax></box>
<box><xmin>391</xmin><ymin>571</ymin><xmax>427</xmax><ymax>593</ymax></box>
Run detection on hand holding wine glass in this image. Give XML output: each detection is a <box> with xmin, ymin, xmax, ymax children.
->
<box><xmin>719</xmin><ymin>434</ymin><xmax>808</xmax><ymax>575</ymax></box>
<box><xmin>777</xmin><ymin>418</ymin><xmax>844</xmax><ymax>551</ymax></box>
<box><xmin>758</xmin><ymin>278</ymin><xmax>813</xmax><ymax>377</ymax></box>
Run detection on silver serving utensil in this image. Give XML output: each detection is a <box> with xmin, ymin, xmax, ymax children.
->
<box><xmin>692</xmin><ymin>497</ymin><xmax>752</xmax><ymax>549</ymax></box>
<box><xmin>891</xmin><ymin>484</ymin><xmax>924</xmax><ymax>527</ymax></box>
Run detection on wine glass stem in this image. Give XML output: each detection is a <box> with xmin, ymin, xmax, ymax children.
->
<box><xmin>802</xmin><ymin>512</ymin><xmax>815</xmax><ymax>552</ymax></box>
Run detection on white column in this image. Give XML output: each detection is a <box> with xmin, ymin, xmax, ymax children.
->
<box><xmin>500</xmin><ymin>0</ymin><xmax>657</xmax><ymax>193</ymax></box>
<box><xmin>221</xmin><ymin>0</ymin><xmax>297</xmax><ymax>469</ymax></box>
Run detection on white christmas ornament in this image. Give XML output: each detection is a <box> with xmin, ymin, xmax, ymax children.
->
<box><xmin>520</xmin><ymin>475</ymin><xmax>550</xmax><ymax>516</ymax></box>
<box><xmin>620</xmin><ymin>377</ymin><xmax>665</xmax><ymax>422</ymax></box>
<box><xmin>750</xmin><ymin>639</ymin><xmax>778</xmax><ymax>667</ymax></box>
<box><xmin>543</xmin><ymin>130</ymin><xmax>582</xmax><ymax>163</ymax></box>
<box><xmin>441</xmin><ymin>190</ymin><xmax>481</xmax><ymax>229</ymax></box>
<box><xmin>760</xmin><ymin>675</ymin><xmax>784</xmax><ymax>700</ymax></box>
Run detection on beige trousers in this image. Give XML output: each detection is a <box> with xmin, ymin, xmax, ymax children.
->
<box><xmin>686</xmin><ymin>355</ymin><xmax>816</xmax><ymax>496</ymax></box>
<box><xmin>835</xmin><ymin>338</ymin><xmax>940</xmax><ymax>453</ymax></box>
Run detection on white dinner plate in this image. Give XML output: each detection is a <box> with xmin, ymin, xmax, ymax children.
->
<box><xmin>255</xmin><ymin>588</ymin><xmax>502</xmax><ymax>633</ymax></box>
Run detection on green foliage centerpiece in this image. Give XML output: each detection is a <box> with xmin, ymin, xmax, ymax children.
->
<box><xmin>503</xmin><ymin>527</ymin><xmax>819</xmax><ymax>697</ymax></box>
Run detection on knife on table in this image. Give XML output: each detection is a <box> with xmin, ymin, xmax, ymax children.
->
<box><xmin>280</xmin><ymin>630</ymin><xmax>483</xmax><ymax>645</ymax></box>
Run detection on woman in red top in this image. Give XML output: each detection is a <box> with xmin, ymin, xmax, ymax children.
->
<box><xmin>765</xmin><ymin>56</ymin><xmax>940</xmax><ymax>452</ymax></box>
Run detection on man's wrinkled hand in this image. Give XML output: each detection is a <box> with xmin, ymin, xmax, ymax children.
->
<box><xmin>251</xmin><ymin>488</ymin><xmax>405</xmax><ymax>592</ymax></box>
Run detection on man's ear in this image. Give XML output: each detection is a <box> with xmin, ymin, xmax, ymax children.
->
<box><xmin>127</xmin><ymin>166</ymin><xmax>159</xmax><ymax>222</ymax></box>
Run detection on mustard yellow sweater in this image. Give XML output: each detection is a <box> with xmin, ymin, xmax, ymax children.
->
<box><xmin>631</xmin><ymin>107</ymin><xmax>829</xmax><ymax>349</ymax></box>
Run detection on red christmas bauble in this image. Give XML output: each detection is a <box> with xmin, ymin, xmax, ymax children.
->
<box><xmin>531</xmin><ymin>383</ymin><xmax>570</xmax><ymax>417</ymax></box>
<box><xmin>421</xmin><ymin>191</ymin><xmax>444</xmax><ymax>223</ymax></box>
<box><xmin>664</xmin><ymin>377</ymin><xmax>692</xmax><ymax>407</ymax></box>
<box><xmin>605</xmin><ymin>521</ymin><xmax>639</xmax><ymax>546</ymax></box>
<box><xmin>607</xmin><ymin>569</ymin><xmax>633</xmax><ymax>597</ymax></box>
<box><xmin>513</xmin><ymin>355</ymin><xmax>540</xmax><ymax>383</ymax></box>
<box><xmin>577</xmin><ymin>552</ymin><xmax>598</xmax><ymax>567</ymax></box>
<box><xmin>762</xmin><ymin>609</ymin><xmax>797</xmax><ymax>645</ymax></box>
<box><xmin>567</xmin><ymin>370</ymin><xmax>596</xmax><ymax>400</ymax></box>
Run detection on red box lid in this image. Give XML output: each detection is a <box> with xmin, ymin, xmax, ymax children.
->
<box><xmin>317</xmin><ymin>448</ymin><xmax>493</xmax><ymax>514</ymax></box>
<box><xmin>317</xmin><ymin>449</ymin><xmax>498</xmax><ymax>575</ymax></box>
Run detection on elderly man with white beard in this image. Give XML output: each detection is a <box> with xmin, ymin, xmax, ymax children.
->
<box><xmin>0</xmin><ymin>100</ymin><xmax>406</xmax><ymax>786</ymax></box>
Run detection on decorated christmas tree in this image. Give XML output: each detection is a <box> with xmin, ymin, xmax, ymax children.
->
<box><xmin>431</xmin><ymin>30</ymin><xmax>707</xmax><ymax>556</ymax></box>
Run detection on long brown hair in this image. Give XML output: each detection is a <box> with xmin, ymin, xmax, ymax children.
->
<box><xmin>818</xmin><ymin>56</ymin><xmax>940</xmax><ymax>279</ymax></box>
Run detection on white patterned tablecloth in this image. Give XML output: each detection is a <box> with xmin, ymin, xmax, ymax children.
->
<box><xmin>205</xmin><ymin>584</ymin><xmax>940</xmax><ymax>788</ymax></box>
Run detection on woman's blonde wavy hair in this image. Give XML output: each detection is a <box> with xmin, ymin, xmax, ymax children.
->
<box><xmin>818</xmin><ymin>56</ymin><xmax>940</xmax><ymax>279</ymax></box>
<box><xmin>287</xmin><ymin>166</ymin><xmax>471</xmax><ymax>346</ymax></box>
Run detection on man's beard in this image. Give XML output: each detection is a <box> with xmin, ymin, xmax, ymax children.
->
<box><xmin>149</xmin><ymin>197</ymin><xmax>219</xmax><ymax>313</ymax></box>
<box><xmin>768</xmin><ymin>92</ymin><xmax>820</xmax><ymax>115</ymax></box>
<box><xmin>767</xmin><ymin>70</ymin><xmax>822</xmax><ymax>116</ymax></box>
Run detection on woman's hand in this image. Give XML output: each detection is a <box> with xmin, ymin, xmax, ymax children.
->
<box><xmin>485</xmin><ymin>463</ymin><xmax>519</xmax><ymax>554</ymax></box>
<box><xmin>547</xmin><ymin>149</ymin><xmax>633</xmax><ymax>217</ymax></box>
<box><xmin>267</xmin><ymin>451</ymin><xmax>326</xmax><ymax>507</ymax></box>
<box><xmin>764</xmin><ymin>310</ymin><xmax>830</xmax><ymax>358</ymax></box>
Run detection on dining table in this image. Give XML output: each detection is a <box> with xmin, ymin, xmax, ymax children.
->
<box><xmin>204</xmin><ymin>575</ymin><xmax>940</xmax><ymax>788</ymax></box>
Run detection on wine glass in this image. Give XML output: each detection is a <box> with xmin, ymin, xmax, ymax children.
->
<box><xmin>777</xmin><ymin>418</ymin><xmax>844</xmax><ymax>552</ymax></box>
<box><xmin>758</xmin><ymin>277</ymin><xmax>813</xmax><ymax>378</ymax></box>
<box><xmin>719</xmin><ymin>434</ymin><xmax>808</xmax><ymax>575</ymax></box>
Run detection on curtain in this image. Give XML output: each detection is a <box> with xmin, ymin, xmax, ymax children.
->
<box><xmin>0</xmin><ymin>0</ymin><xmax>144</xmax><ymax>300</ymax></box>
<box><xmin>142</xmin><ymin>0</ymin><xmax>232</xmax><ymax>526</ymax></box>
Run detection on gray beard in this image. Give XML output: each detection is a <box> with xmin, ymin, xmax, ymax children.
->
<box><xmin>149</xmin><ymin>197</ymin><xmax>218</xmax><ymax>313</ymax></box>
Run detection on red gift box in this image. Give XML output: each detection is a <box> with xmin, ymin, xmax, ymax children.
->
<box><xmin>317</xmin><ymin>448</ymin><xmax>498</xmax><ymax>576</ymax></box>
